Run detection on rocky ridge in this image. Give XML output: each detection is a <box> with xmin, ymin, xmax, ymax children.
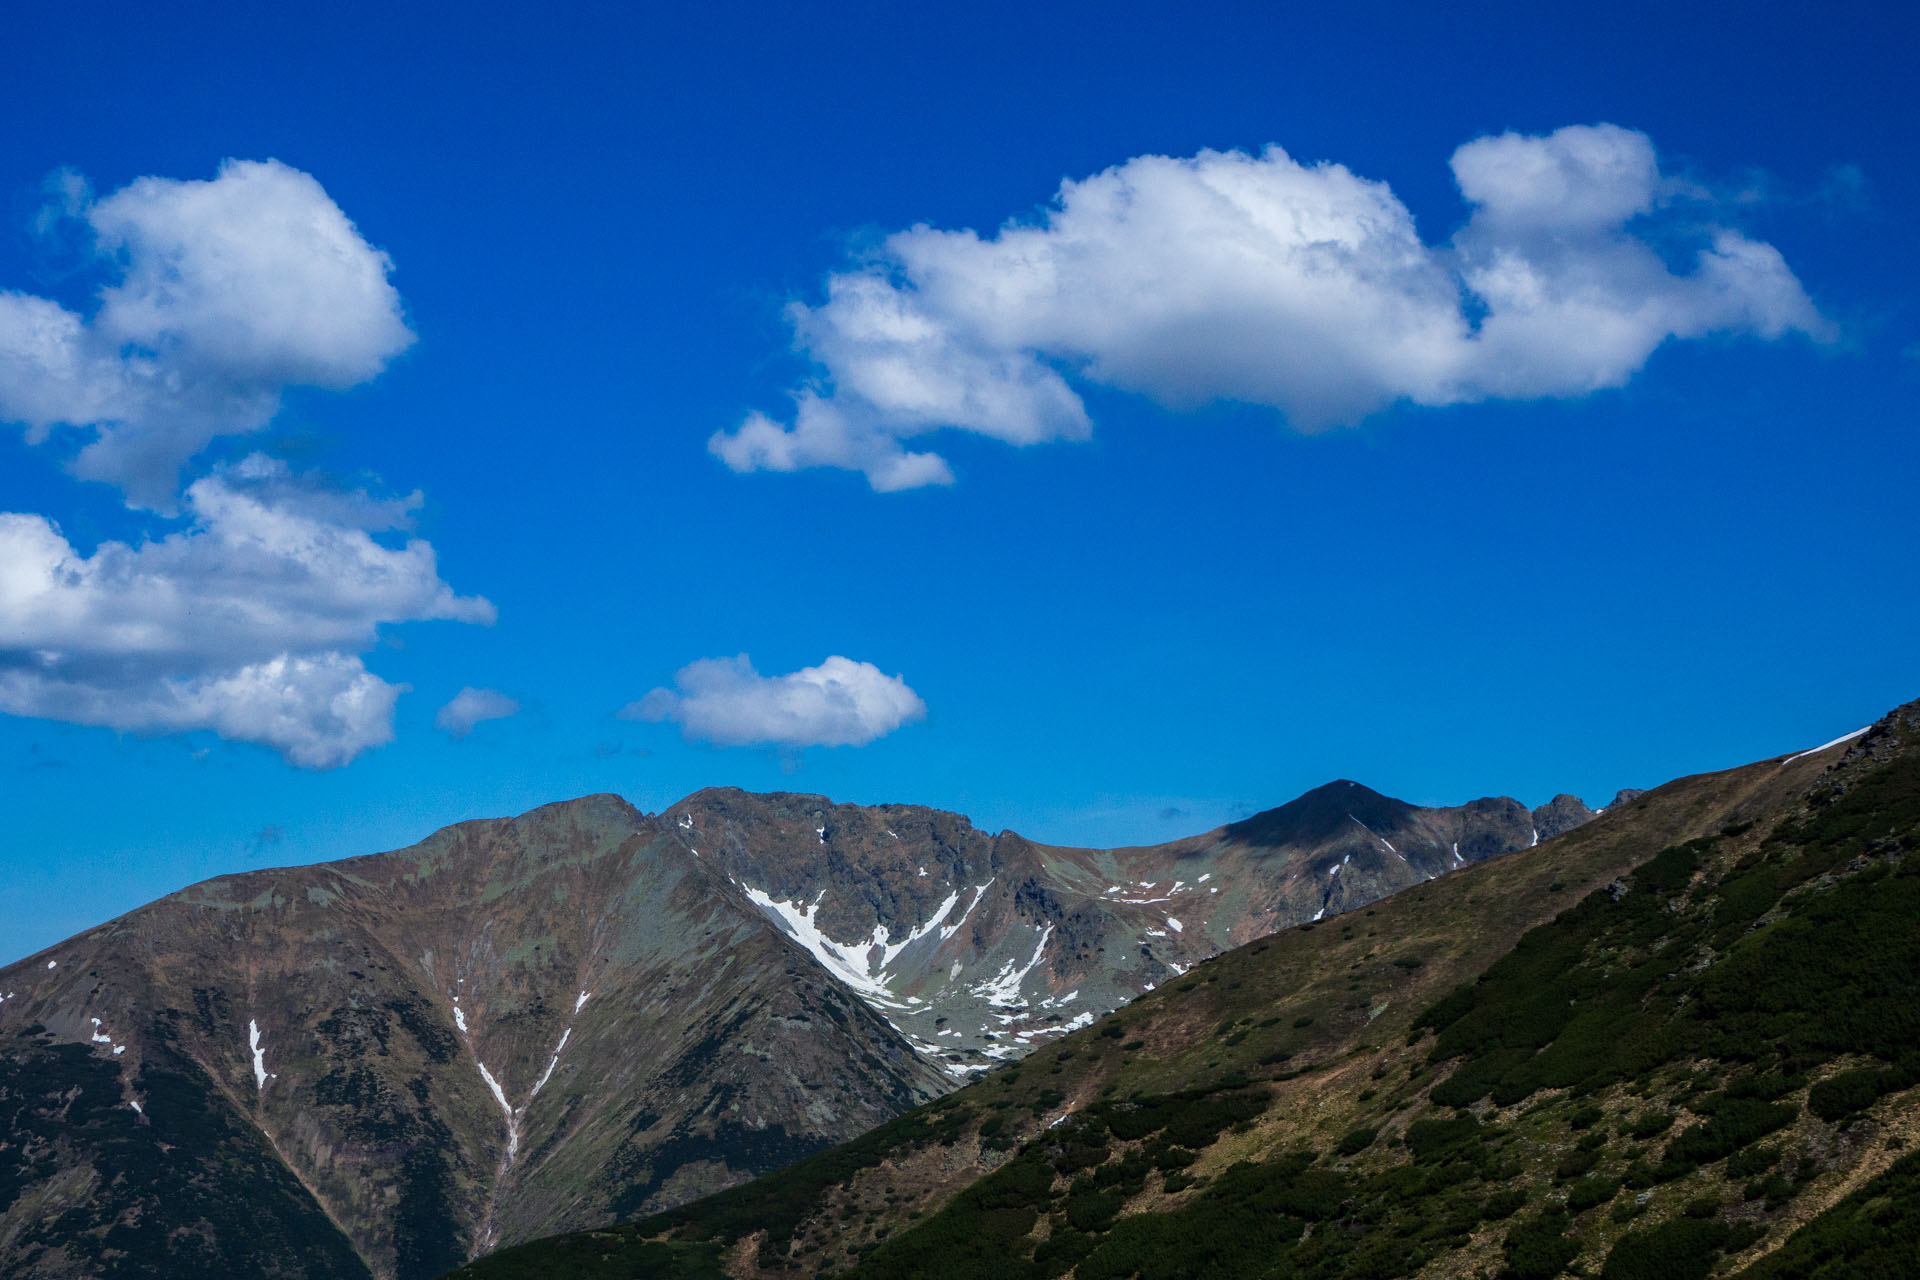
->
<box><xmin>0</xmin><ymin>778</ymin><xmax>1596</xmax><ymax>1278</ymax></box>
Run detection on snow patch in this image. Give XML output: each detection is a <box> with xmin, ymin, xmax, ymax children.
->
<box><xmin>46</xmin><ymin>960</ymin><xmax>56</xmax><ymax>970</ymax></box>
<box><xmin>940</xmin><ymin>880</ymin><xmax>993</xmax><ymax>942</ymax></box>
<box><xmin>475</xmin><ymin>1061</ymin><xmax>519</xmax><ymax>1160</ymax></box>
<box><xmin>745</xmin><ymin>886</ymin><xmax>897</xmax><ymax>1000</ymax></box>
<box><xmin>1166</xmin><ymin>917</ymin><xmax>1183</xmax><ymax>933</ymax></box>
<box><xmin>129</xmin><ymin>1099</ymin><xmax>142</xmax><ymax>1114</ymax></box>
<box><xmin>746</xmin><ymin>883</ymin><xmax>966</xmax><ymax>1002</ymax></box>
<box><xmin>874</xmin><ymin>890</ymin><xmax>964</xmax><ymax>970</ymax></box>
<box><xmin>247</xmin><ymin>1019</ymin><xmax>268</xmax><ymax>1091</ymax></box>
<box><xmin>1197</xmin><ymin>873</ymin><xmax>1211</xmax><ymax>883</ymax></box>
<box><xmin>454</xmin><ymin>1005</ymin><xmax>468</xmax><ymax>1033</ymax></box>
<box><xmin>530</xmin><ymin>1028</ymin><xmax>571</xmax><ymax>1098</ymax></box>
<box><xmin>574</xmin><ymin>990</ymin><xmax>590</xmax><ymax>1013</ymax></box>
<box><xmin>1782</xmin><ymin>726</ymin><xmax>1871</xmax><ymax>764</ymax></box>
<box><xmin>970</xmin><ymin>922</ymin><xmax>1054</xmax><ymax>1008</ymax></box>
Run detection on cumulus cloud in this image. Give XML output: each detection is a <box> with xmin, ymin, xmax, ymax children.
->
<box><xmin>0</xmin><ymin>455</ymin><xmax>493</xmax><ymax>767</ymax></box>
<box><xmin>623</xmin><ymin>654</ymin><xmax>926</xmax><ymax>748</ymax></box>
<box><xmin>713</xmin><ymin>124</ymin><xmax>1831</xmax><ymax>488</ymax></box>
<box><xmin>0</xmin><ymin>159</ymin><xmax>412</xmax><ymax>507</ymax></box>
<box><xmin>435</xmin><ymin>686</ymin><xmax>520</xmax><ymax>739</ymax></box>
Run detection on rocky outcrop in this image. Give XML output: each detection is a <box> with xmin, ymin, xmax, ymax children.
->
<box><xmin>1532</xmin><ymin>793</ymin><xmax>1598</xmax><ymax>839</ymax></box>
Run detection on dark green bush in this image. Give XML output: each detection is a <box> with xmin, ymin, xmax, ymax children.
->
<box><xmin>1064</xmin><ymin>1188</ymin><xmax>1122</xmax><ymax>1233</ymax></box>
<box><xmin>1482</xmin><ymin>1188</ymin><xmax>1529</xmax><ymax>1220</ymax></box>
<box><xmin>1502</xmin><ymin>1208</ymin><xmax>1581</xmax><ymax>1279</ymax></box>
<box><xmin>1726</xmin><ymin>1142</ymin><xmax>1780</xmax><ymax>1179</ymax></box>
<box><xmin>1565</xmin><ymin>1177</ymin><xmax>1618</xmax><ymax>1213</ymax></box>
<box><xmin>1334</xmin><ymin>1126</ymin><xmax>1378</xmax><ymax>1157</ymax></box>
<box><xmin>1404</xmin><ymin>1114</ymin><xmax>1482</xmax><ymax>1163</ymax></box>
<box><xmin>1665</xmin><ymin>1098</ymin><xmax>1797</xmax><ymax>1166</ymax></box>
<box><xmin>1623</xmin><ymin>1111</ymin><xmax>1673</xmax><ymax>1140</ymax></box>
<box><xmin>1553</xmin><ymin>1147</ymin><xmax>1601</xmax><ymax>1181</ymax></box>
<box><xmin>1809</xmin><ymin>1067</ymin><xmax>1886</xmax><ymax>1121</ymax></box>
<box><xmin>1599</xmin><ymin>1217</ymin><xmax>1731</xmax><ymax>1280</ymax></box>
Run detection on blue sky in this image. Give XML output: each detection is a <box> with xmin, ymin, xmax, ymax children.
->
<box><xmin>2</xmin><ymin>1</ymin><xmax>1915</xmax><ymax>963</ymax></box>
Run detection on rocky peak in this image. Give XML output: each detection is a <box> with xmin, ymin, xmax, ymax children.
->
<box><xmin>1224</xmin><ymin>779</ymin><xmax>1417</xmax><ymax>847</ymax></box>
<box><xmin>1531</xmin><ymin>793</ymin><xmax>1597</xmax><ymax>840</ymax></box>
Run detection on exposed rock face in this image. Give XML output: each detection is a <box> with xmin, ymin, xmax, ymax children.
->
<box><xmin>0</xmin><ymin>778</ymin><xmax>1597</xmax><ymax>1278</ymax></box>
<box><xmin>667</xmin><ymin>780</ymin><xmax>1590</xmax><ymax>1079</ymax></box>
<box><xmin>1532</xmin><ymin>793</ymin><xmax>1599</xmax><ymax>840</ymax></box>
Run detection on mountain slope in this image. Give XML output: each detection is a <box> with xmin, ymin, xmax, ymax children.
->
<box><xmin>0</xmin><ymin>776</ymin><xmax>1590</xmax><ymax>1278</ymax></box>
<box><xmin>0</xmin><ymin>795</ymin><xmax>943</xmax><ymax>1279</ymax></box>
<box><xmin>454</xmin><ymin>703</ymin><xmax>1911</xmax><ymax>1280</ymax></box>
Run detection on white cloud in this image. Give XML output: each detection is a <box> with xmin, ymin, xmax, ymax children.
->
<box><xmin>0</xmin><ymin>455</ymin><xmax>492</xmax><ymax>767</ymax></box>
<box><xmin>623</xmin><ymin>654</ymin><xmax>926</xmax><ymax>748</ymax></box>
<box><xmin>713</xmin><ymin>124</ymin><xmax>1831</xmax><ymax>488</ymax></box>
<box><xmin>435</xmin><ymin>686</ymin><xmax>520</xmax><ymax>739</ymax></box>
<box><xmin>0</xmin><ymin>654</ymin><xmax>402</xmax><ymax>770</ymax></box>
<box><xmin>0</xmin><ymin>159</ymin><xmax>412</xmax><ymax>508</ymax></box>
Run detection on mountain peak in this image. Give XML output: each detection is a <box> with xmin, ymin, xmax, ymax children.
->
<box><xmin>1224</xmin><ymin>778</ymin><xmax>1413</xmax><ymax>847</ymax></box>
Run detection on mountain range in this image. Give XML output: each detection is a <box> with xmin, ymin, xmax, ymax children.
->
<box><xmin>460</xmin><ymin>700</ymin><xmax>1920</xmax><ymax>1280</ymax></box>
<box><xmin>0</xmin><ymin>772</ymin><xmax>1604</xmax><ymax>1277</ymax></box>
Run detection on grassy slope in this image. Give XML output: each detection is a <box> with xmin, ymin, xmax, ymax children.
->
<box><xmin>450</xmin><ymin>701</ymin><xmax>1920</xmax><ymax>1280</ymax></box>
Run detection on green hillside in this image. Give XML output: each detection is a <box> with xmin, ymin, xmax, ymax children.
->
<box><xmin>452</xmin><ymin>698</ymin><xmax>1920</xmax><ymax>1279</ymax></box>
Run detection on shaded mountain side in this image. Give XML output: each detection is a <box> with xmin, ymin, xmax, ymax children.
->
<box><xmin>0</xmin><ymin>1028</ymin><xmax>372</xmax><ymax>1279</ymax></box>
<box><xmin>0</xmin><ymin>796</ymin><xmax>944</xmax><ymax>1280</ymax></box>
<box><xmin>452</xmin><ymin>701</ymin><xmax>1907</xmax><ymax>1280</ymax></box>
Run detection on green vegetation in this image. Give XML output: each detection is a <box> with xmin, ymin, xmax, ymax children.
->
<box><xmin>1734</xmin><ymin>1151</ymin><xmax>1920</xmax><ymax>1278</ymax></box>
<box><xmin>451</xmin><ymin>715</ymin><xmax>1920</xmax><ymax>1280</ymax></box>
